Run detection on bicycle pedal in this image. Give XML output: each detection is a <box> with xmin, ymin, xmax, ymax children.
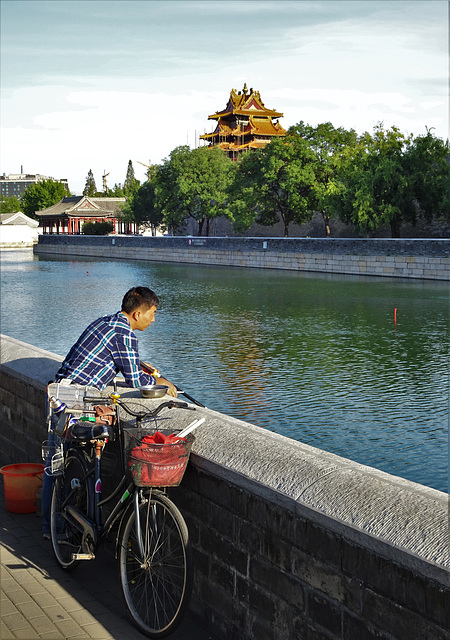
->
<box><xmin>72</xmin><ymin>553</ymin><xmax>95</xmax><ymax>560</ymax></box>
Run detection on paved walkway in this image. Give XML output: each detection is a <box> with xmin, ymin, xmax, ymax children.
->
<box><xmin>0</xmin><ymin>484</ymin><xmax>215</xmax><ymax>640</ymax></box>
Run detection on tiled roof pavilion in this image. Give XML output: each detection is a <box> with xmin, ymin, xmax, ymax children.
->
<box><xmin>36</xmin><ymin>195</ymin><xmax>136</xmax><ymax>235</ymax></box>
<box><xmin>200</xmin><ymin>84</ymin><xmax>286</xmax><ymax>158</ymax></box>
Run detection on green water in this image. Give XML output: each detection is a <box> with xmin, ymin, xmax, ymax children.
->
<box><xmin>1</xmin><ymin>249</ymin><xmax>448</xmax><ymax>492</ymax></box>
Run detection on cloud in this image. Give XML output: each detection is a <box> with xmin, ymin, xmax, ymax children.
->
<box><xmin>3</xmin><ymin>80</ymin><xmax>443</xmax><ymax>196</ymax></box>
<box><xmin>1</xmin><ymin>0</ymin><xmax>448</xmax><ymax>193</ymax></box>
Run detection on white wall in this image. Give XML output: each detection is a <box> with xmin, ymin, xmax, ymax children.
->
<box><xmin>0</xmin><ymin>224</ymin><xmax>41</xmax><ymax>245</ymax></box>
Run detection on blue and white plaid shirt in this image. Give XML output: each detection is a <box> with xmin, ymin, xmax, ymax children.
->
<box><xmin>55</xmin><ymin>311</ymin><xmax>155</xmax><ymax>390</ymax></box>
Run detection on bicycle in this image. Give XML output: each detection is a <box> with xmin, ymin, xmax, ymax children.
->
<box><xmin>45</xmin><ymin>383</ymin><xmax>202</xmax><ymax>638</ymax></box>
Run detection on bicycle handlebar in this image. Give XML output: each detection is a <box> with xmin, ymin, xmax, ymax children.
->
<box><xmin>82</xmin><ymin>397</ymin><xmax>196</xmax><ymax>421</ymax></box>
<box><xmin>116</xmin><ymin>399</ymin><xmax>195</xmax><ymax>419</ymax></box>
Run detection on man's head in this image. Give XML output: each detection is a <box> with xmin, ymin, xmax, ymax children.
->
<box><xmin>122</xmin><ymin>287</ymin><xmax>159</xmax><ymax>313</ymax></box>
<box><xmin>122</xmin><ymin>287</ymin><xmax>160</xmax><ymax>331</ymax></box>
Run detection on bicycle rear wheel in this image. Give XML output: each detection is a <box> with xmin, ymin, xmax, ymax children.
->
<box><xmin>50</xmin><ymin>449</ymin><xmax>91</xmax><ymax>571</ymax></box>
<box><xmin>119</xmin><ymin>490</ymin><xmax>193</xmax><ymax>638</ymax></box>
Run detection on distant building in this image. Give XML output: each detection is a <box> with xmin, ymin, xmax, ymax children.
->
<box><xmin>0</xmin><ymin>173</ymin><xmax>69</xmax><ymax>198</ymax></box>
<box><xmin>0</xmin><ymin>211</ymin><xmax>40</xmax><ymax>247</ymax></box>
<box><xmin>200</xmin><ymin>84</ymin><xmax>286</xmax><ymax>159</ymax></box>
<box><xmin>36</xmin><ymin>195</ymin><xmax>137</xmax><ymax>235</ymax></box>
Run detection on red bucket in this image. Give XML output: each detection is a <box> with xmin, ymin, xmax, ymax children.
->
<box><xmin>0</xmin><ymin>463</ymin><xmax>45</xmax><ymax>514</ymax></box>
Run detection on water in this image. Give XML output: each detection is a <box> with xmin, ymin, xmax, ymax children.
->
<box><xmin>1</xmin><ymin>248</ymin><xmax>448</xmax><ymax>492</ymax></box>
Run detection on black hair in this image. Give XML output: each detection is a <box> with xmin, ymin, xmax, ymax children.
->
<box><xmin>121</xmin><ymin>287</ymin><xmax>159</xmax><ymax>314</ymax></box>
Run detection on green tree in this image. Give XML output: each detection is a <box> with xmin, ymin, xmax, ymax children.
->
<box><xmin>288</xmin><ymin>121</ymin><xmax>359</xmax><ymax>236</ymax></box>
<box><xmin>123</xmin><ymin>160</ymin><xmax>140</xmax><ymax>197</ymax></box>
<box><xmin>123</xmin><ymin>178</ymin><xmax>164</xmax><ymax>235</ymax></box>
<box><xmin>81</xmin><ymin>220</ymin><xmax>113</xmax><ymax>235</ymax></box>
<box><xmin>226</xmin><ymin>149</ymin><xmax>264</xmax><ymax>232</ymax></box>
<box><xmin>229</xmin><ymin>135</ymin><xmax>316</xmax><ymax>237</ymax></box>
<box><xmin>83</xmin><ymin>169</ymin><xmax>97</xmax><ymax>197</ymax></box>
<box><xmin>157</xmin><ymin>146</ymin><xmax>233</xmax><ymax>236</ymax></box>
<box><xmin>405</xmin><ymin>129</ymin><xmax>450</xmax><ymax>225</ymax></box>
<box><xmin>154</xmin><ymin>155</ymin><xmax>185</xmax><ymax>234</ymax></box>
<box><xmin>0</xmin><ymin>196</ymin><xmax>22</xmax><ymax>214</ymax></box>
<box><xmin>103</xmin><ymin>183</ymin><xmax>125</xmax><ymax>197</ymax></box>
<box><xmin>332</xmin><ymin>124</ymin><xmax>415</xmax><ymax>237</ymax></box>
<box><xmin>21</xmin><ymin>179</ymin><xmax>68</xmax><ymax>218</ymax></box>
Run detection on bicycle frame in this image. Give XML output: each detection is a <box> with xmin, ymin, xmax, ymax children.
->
<box><xmin>50</xmin><ymin>391</ymin><xmax>198</xmax><ymax>637</ymax></box>
<box><xmin>63</xmin><ymin>425</ymin><xmax>136</xmax><ymax>559</ymax></box>
<box><xmin>59</xmin><ymin>396</ymin><xmax>195</xmax><ymax>560</ymax></box>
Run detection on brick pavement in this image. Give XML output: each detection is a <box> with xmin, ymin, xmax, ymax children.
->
<box><xmin>0</xmin><ymin>483</ymin><xmax>215</xmax><ymax>640</ymax></box>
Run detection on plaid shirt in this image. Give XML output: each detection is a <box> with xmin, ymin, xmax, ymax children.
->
<box><xmin>55</xmin><ymin>311</ymin><xmax>155</xmax><ymax>390</ymax></box>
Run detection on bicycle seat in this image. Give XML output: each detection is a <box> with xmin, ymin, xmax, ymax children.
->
<box><xmin>66</xmin><ymin>422</ymin><xmax>110</xmax><ymax>442</ymax></box>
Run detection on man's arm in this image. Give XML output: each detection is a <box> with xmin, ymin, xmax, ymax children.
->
<box><xmin>113</xmin><ymin>332</ymin><xmax>155</xmax><ymax>388</ymax></box>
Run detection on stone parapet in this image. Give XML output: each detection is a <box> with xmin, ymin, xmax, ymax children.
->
<box><xmin>34</xmin><ymin>236</ymin><xmax>450</xmax><ymax>280</ymax></box>
<box><xmin>1</xmin><ymin>334</ymin><xmax>448</xmax><ymax>639</ymax></box>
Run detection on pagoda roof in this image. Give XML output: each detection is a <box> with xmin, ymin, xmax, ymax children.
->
<box><xmin>207</xmin><ymin>83</ymin><xmax>283</xmax><ymax>120</ymax></box>
<box><xmin>248</xmin><ymin>116</ymin><xmax>286</xmax><ymax>136</ymax></box>
<box><xmin>200</xmin><ymin>115</ymin><xmax>286</xmax><ymax>140</ymax></box>
<box><xmin>214</xmin><ymin>138</ymin><xmax>273</xmax><ymax>151</ymax></box>
<box><xmin>36</xmin><ymin>195</ymin><xmax>126</xmax><ymax>218</ymax></box>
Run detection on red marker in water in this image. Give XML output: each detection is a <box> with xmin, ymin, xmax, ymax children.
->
<box><xmin>87</xmin><ymin>271</ymin><xmax>89</xmax><ymax>275</ymax></box>
<box><xmin>394</xmin><ymin>308</ymin><xmax>397</xmax><ymax>325</ymax></box>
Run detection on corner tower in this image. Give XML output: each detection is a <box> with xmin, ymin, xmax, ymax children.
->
<box><xmin>200</xmin><ymin>84</ymin><xmax>286</xmax><ymax>159</ymax></box>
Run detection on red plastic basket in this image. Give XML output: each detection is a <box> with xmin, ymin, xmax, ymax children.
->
<box><xmin>126</xmin><ymin>429</ymin><xmax>194</xmax><ymax>487</ymax></box>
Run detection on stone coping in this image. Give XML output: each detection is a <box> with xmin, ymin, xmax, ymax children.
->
<box><xmin>0</xmin><ymin>333</ymin><xmax>448</xmax><ymax>581</ymax></box>
<box><xmin>35</xmin><ymin>235</ymin><xmax>450</xmax><ymax>257</ymax></box>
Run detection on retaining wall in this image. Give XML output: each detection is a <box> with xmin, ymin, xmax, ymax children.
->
<box><xmin>0</xmin><ymin>334</ymin><xmax>448</xmax><ymax>640</ymax></box>
<box><xmin>34</xmin><ymin>236</ymin><xmax>450</xmax><ymax>281</ymax></box>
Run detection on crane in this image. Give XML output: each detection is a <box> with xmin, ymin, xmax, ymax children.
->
<box><xmin>137</xmin><ymin>160</ymin><xmax>152</xmax><ymax>179</ymax></box>
<box><xmin>102</xmin><ymin>171</ymin><xmax>110</xmax><ymax>193</ymax></box>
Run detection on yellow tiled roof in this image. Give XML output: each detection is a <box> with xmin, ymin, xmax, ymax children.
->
<box><xmin>207</xmin><ymin>84</ymin><xmax>283</xmax><ymax>120</ymax></box>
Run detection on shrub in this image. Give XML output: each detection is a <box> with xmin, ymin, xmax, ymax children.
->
<box><xmin>81</xmin><ymin>221</ymin><xmax>114</xmax><ymax>235</ymax></box>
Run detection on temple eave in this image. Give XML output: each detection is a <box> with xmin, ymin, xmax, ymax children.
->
<box><xmin>201</xmin><ymin>84</ymin><xmax>286</xmax><ymax>159</ymax></box>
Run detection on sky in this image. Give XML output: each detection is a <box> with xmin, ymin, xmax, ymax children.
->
<box><xmin>1</xmin><ymin>0</ymin><xmax>448</xmax><ymax>195</ymax></box>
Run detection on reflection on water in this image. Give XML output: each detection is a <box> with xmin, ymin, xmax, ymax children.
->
<box><xmin>1</xmin><ymin>249</ymin><xmax>448</xmax><ymax>492</ymax></box>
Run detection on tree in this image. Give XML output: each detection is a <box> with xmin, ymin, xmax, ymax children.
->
<box><xmin>229</xmin><ymin>135</ymin><xmax>317</xmax><ymax>237</ymax></box>
<box><xmin>405</xmin><ymin>129</ymin><xmax>450</xmax><ymax>224</ymax></box>
<box><xmin>123</xmin><ymin>160</ymin><xmax>140</xmax><ymax>197</ymax></box>
<box><xmin>332</xmin><ymin>124</ymin><xmax>415</xmax><ymax>237</ymax></box>
<box><xmin>157</xmin><ymin>146</ymin><xmax>233</xmax><ymax>236</ymax></box>
<box><xmin>83</xmin><ymin>169</ymin><xmax>97</xmax><ymax>197</ymax></box>
<box><xmin>288</xmin><ymin>121</ymin><xmax>359</xmax><ymax>236</ymax></box>
<box><xmin>226</xmin><ymin>150</ymin><xmax>262</xmax><ymax>232</ymax></box>
<box><xmin>104</xmin><ymin>183</ymin><xmax>125</xmax><ymax>197</ymax></box>
<box><xmin>81</xmin><ymin>220</ymin><xmax>113</xmax><ymax>235</ymax></box>
<box><xmin>154</xmin><ymin>153</ymin><xmax>186</xmax><ymax>234</ymax></box>
<box><xmin>123</xmin><ymin>178</ymin><xmax>164</xmax><ymax>235</ymax></box>
<box><xmin>21</xmin><ymin>179</ymin><xmax>68</xmax><ymax>218</ymax></box>
<box><xmin>0</xmin><ymin>196</ymin><xmax>22</xmax><ymax>214</ymax></box>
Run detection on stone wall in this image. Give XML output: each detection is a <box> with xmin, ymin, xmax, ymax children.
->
<box><xmin>1</xmin><ymin>334</ymin><xmax>448</xmax><ymax>640</ymax></box>
<box><xmin>34</xmin><ymin>236</ymin><xmax>450</xmax><ymax>281</ymax></box>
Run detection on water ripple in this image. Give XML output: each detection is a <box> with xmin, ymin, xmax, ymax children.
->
<box><xmin>1</xmin><ymin>250</ymin><xmax>448</xmax><ymax>492</ymax></box>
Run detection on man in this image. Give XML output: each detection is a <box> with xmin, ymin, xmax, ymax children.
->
<box><xmin>43</xmin><ymin>286</ymin><xmax>175</xmax><ymax>539</ymax></box>
<box><xmin>55</xmin><ymin>286</ymin><xmax>176</xmax><ymax>394</ymax></box>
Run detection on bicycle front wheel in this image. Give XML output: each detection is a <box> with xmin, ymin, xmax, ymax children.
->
<box><xmin>119</xmin><ymin>490</ymin><xmax>193</xmax><ymax>638</ymax></box>
<box><xmin>50</xmin><ymin>449</ymin><xmax>91</xmax><ymax>571</ymax></box>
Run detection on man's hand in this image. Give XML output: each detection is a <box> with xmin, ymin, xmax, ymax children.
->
<box><xmin>159</xmin><ymin>377</ymin><xmax>178</xmax><ymax>398</ymax></box>
<box><xmin>141</xmin><ymin>362</ymin><xmax>177</xmax><ymax>398</ymax></box>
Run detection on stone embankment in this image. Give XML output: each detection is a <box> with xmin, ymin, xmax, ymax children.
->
<box><xmin>1</xmin><ymin>334</ymin><xmax>448</xmax><ymax>640</ymax></box>
<box><xmin>34</xmin><ymin>236</ymin><xmax>449</xmax><ymax>280</ymax></box>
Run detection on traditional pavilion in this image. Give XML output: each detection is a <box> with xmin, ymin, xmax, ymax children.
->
<box><xmin>200</xmin><ymin>84</ymin><xmax>286</xmax><ymax>159</ymax></box>
<box><xmin>36</xmin><ymin>196</ymin><xmax>137</xmax><ymax>235</ymax></box>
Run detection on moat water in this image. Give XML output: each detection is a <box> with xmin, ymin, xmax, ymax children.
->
<box><xmin>1</xmin><ymin>248</ymin><xmax>448</xmax><ymax>492</ymax></box>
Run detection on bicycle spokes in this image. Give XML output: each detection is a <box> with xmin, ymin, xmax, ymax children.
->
<box><xmin>119</xmin><ymin>492</ymin><xmax>192</xmax><ymax>637</ymax></box>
